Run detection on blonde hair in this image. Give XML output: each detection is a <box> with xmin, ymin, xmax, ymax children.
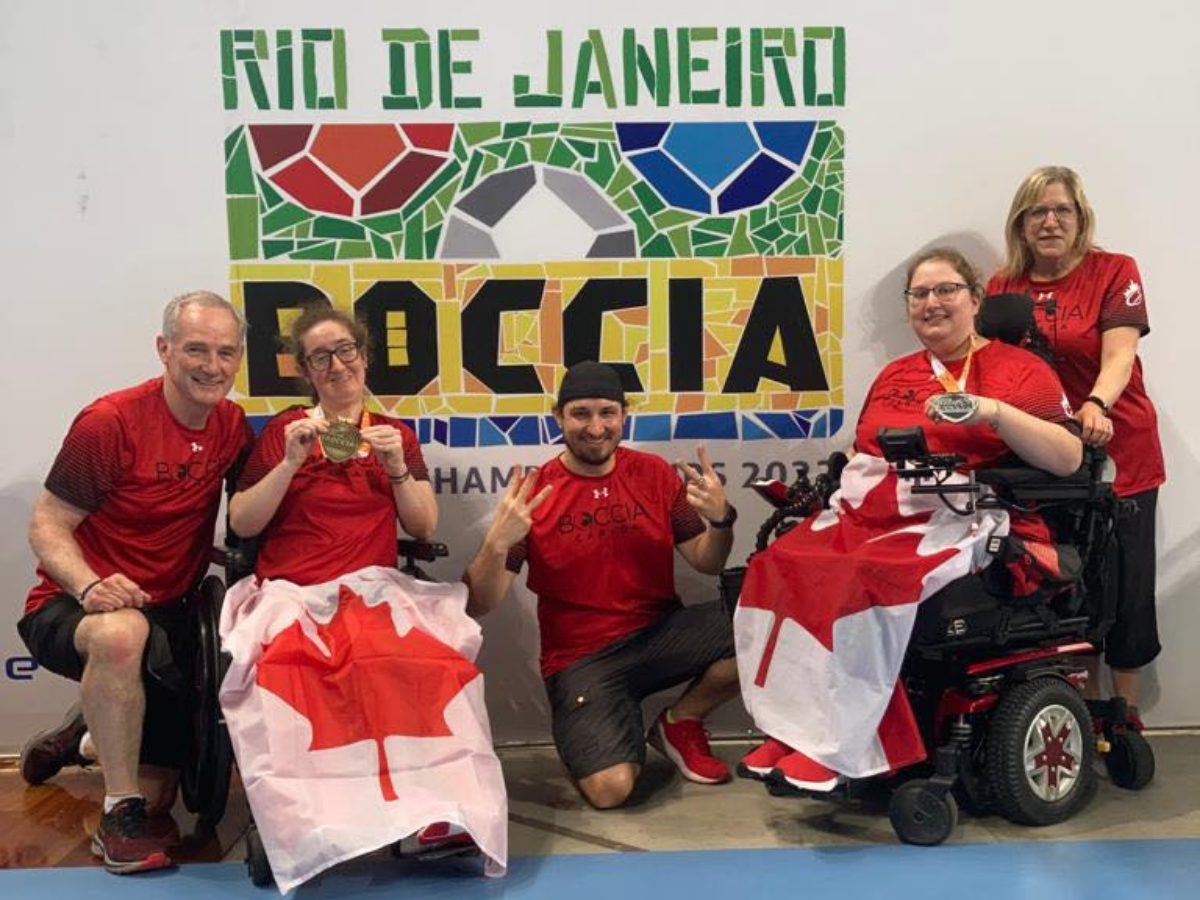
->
<box><xmin>999</xmin><ymin>165</ymin><xmax>1096</xmax><ymax>278</ymax></box>
<box><xmin>905</xmin><ymin>246</ymin><xmax>983</xmax><ymax>298</ymax></box>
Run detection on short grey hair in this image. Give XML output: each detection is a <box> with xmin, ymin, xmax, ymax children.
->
<box><xmin>161</xmin><ymin>290</ymin><xmax>247</xmax><ymax>343</ymax></box>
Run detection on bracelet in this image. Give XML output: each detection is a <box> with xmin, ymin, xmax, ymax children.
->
<box><xmin>77</xmin><ymin>579</ymin><xmax>102</xmax><ymax>604</ymax></box>
<box><xmin>388</xmin><ymin>470</ymin><xmax>411</xmax><ymax>485</ymax></box>
<box><xmin>1083</xmin><ymin>395</ymin><xmax>1109</xmax><ymax>415</ymax></box>
<box><xmin>989</xmin><ymin>399</ymin><xmax>1003</xmax><ymax>432</ymax></box>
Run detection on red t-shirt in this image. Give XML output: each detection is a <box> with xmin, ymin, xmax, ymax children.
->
<box><xmin>856</xmin><ymin>340</ymin><xmax>1076</xmax><ymax>464</ymax></box>
<box><xmin>988</xmin><ymin>249</ymin><xmax>1165</xmax><ymax>496</ymax></box>
<box><xmin>506</xmin><ymin>447</ymin><xmax>706</xmax><ymax>678</ymax></box>
<box><xmin>25</xmin><ymin>378</ymin><xmax>253</xmax><ymax>615</ymax></box>
<box><xmin>238</xmin><ymin>407</ymin><xmax>430</xmax><ymax>586</ymax></box>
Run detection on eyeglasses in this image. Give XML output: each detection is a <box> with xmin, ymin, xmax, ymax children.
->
<box><xmin>302</xmin><ymin>342</ymin><xmax>361</xmax><ymax>371</ymax></box>
<box><xmin>904</xmin><ymin>282</ymin><xmax>969</xmax><ymax>303</ymax></box>
<box><xmin>1025</xmin><ymin>204</ymin><xmax>1077</xmax><ymax>224</ymax></box>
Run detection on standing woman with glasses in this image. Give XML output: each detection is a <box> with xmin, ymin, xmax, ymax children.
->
<box><xmin>229</xmin><ymin>305</ymin><xmax>437</xmax><ymax>583</ymax></box>
<box><xmin>987</xmin><ymin>166</ymin><xmax>1165</xmax><ymax>730</ymax></box>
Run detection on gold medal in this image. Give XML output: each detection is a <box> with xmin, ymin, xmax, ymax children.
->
<box><xmin>320</xmin><ymin>418</ymin><xmax>362</xmax><ymax>463</ymax></box>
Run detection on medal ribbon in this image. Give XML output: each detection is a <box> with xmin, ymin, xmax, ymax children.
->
<box><xmin>929</xmin><ymin>334</ymin><xmax>976</xmax><ymax>393</ymax></box>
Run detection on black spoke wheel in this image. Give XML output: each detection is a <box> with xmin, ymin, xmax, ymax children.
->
<box><xmin>1105</xmin><ymin>729</ymin><xmax>1155</xmax><ymax>790</ymax></box>
<box><xmin>245</xmin><ymin>822</ymin><xmax>273</xmax><ymax>887</ymax></box>
<box><xmin>181</xmin><ymin>575</ymin><xmax>234</xmax><ymax>824</ymax></box>
<box><xmin>984</xmin><ymin>677</ymin><xmax>1096</xmax><ymax>826</ymax></box>
<box><xmin>888</xmin><ymin>780</ymin><xmax>958</xmax><ymax>846</ymax></box>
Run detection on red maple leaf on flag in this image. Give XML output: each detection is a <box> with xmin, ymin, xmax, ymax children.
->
<box><xmin>255</xmin><ymin>584</ymin><xmax>481</xmax><ymax>801</ymax></box>
<box><xmin>739</xmin><ymin>471</ymin><xmax>959</xmax><ymax>686</ymax></box>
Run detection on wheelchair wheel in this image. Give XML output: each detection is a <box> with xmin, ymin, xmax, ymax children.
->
<box><xmin>181</xmin><ymin>575</ymin><xmax>234</xmax><ymax>824</ymax></box>
<box><xmin>984</xmin><ymin>677</ymin><xmax>1096</xmax><ymax>826</ymax></box>
<box><xmin>1105</xmin><ymin>730</ymin><xmax>1155</xmax><ymax>790</ymax></box>
<box><xmin>888</xmin><ymin>780</ymin><xmax>958</xmax><ymax>846</ymax></box>
<box><xmin>245</xmin><ymin>822</ymin><xmax>273</xmax><ymax>887</ymax></box>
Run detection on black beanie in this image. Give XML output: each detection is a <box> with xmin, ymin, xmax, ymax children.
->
<box><xmin>556</xmin><ymin>361</ymin><xmax>626</xmax><ymax>407</ymax></box>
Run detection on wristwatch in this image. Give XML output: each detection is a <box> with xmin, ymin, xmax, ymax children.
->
<box><xmin>708</xmin><ymin>504</ymin><xmax>738</xmax><ymax>529</ymax></box>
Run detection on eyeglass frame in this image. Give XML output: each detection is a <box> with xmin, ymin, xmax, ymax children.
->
<box><xmin>301</xmin><ymin>341</ymin><xmax>362</xmax><ymax>371</ymax></box>
<box><xmin>1024</xmin><ymin>203</ymin><xmax>1077</xmax><ymax>225</ymax></box>
<box><xmin>903</xmin><ymin>282</ymin><xmax>971</xmax><ymax>303</ymax></box>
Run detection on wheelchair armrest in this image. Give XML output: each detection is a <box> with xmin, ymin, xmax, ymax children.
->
<box><xmin>397</xmin><ymin>539</ymin><xmax>449</xmax><ymax>563</ymax></box>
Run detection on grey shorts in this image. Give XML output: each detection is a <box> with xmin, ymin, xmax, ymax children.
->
<box><xmin>544</xmin><ymin>599</ymin><xmax>735</xmax><ymax>780</ymax></box>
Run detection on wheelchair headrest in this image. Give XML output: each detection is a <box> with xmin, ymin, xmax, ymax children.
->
<box><xmin>978</xmin><ymin>293</ymin><xmax>1057</xmax><ymax>366</ymax></box>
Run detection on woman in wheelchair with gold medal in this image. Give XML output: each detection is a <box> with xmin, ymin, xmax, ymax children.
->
<box><xmin>229</xmin><ymin>305</ymin><xmax>437</xmax><ymax>580</ymax></box>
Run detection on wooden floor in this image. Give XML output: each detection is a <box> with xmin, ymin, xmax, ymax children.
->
<box><xmin>0</xmin><ymin>761</ymin><xmax>251</xmax><ymax>870</ymax></box>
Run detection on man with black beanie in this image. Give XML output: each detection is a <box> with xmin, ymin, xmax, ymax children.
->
<box><xmin>466</xmin><ymin>361</ymin><xmax>739</xmax><ymax>809</ymax></box>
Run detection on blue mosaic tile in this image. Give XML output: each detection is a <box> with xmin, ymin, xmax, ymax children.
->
<box><xmin>508</xmin><ymin>416</ymin><xmax>543</xmax><ymax>445</ymax></box>
<box><xmin>615</xmin><ymin>123</ymin><xmax>669</xmax><ymax>152</ymax></box>
<box><xmin>674</xmin><ymin>412</ymin><xmax>738</xmax><ymax>440</ymax></box>
<box><xmin>449</xmin><ymin>417</ymin><xmax>478</xmax><ymax>447</ymax></box>
<box><xmin>541</xmin><ymin>416</ymin><xmax>563</xmax><ymax>443</ymax></box>
<box><xmin>756</xmin><ymin>412</ymin><xmax>809</xmax><ymax>439</ymax></box>
<box><xmin>632</xmin><ymin>414</ymin><xmax>672</xmax><ymax>442</ymax></box>
<box><xmin>755</xmin><ymin>121</ymin><xmax>816</xmax><ymax>164</ymax></box>
<box><xmin>664</xmin><ymin>123</ymin><xmax>758</xmax><ymax>189</ymax></box>
<box><xmin>416</xmin><ymin>418</ymin><xmax>431</xmax><ymax>444</ymax></box>
<box><xmin>718</xmin><ymin>153</ymin><xmax>795</xmax><ymax>213</ymax></box>
<box><xmin>479</xmin><ymin>418</ymin><xmax>509</xmax><ymax>446</ymax></box>
<box><xmin>434</xmin><ymin>418</ymin><xmax>448</xmax><ymax>446</ymax></box>
<box><xmin>741</xmin><ymin>416</ymin><xmax>772</xmax><ymax>441</ymax></box>
<box><xmin>627</xmin><ymin>149</ymin><xmax>710</xmax><ymax>214</ymax></box>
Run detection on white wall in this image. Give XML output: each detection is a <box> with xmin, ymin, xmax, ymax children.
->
<box><xmin>2</xmin><ymin>0</ymin><xmax>1197</xmax><ymax>752</ymax></box>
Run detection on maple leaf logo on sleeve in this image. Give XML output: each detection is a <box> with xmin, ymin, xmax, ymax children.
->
<box><xmin>255</xmin><ymin>584</ymin><xmax>481</xmax><ymax>802</ymax></box>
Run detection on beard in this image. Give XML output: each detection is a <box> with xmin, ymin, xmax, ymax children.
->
<box><xmin>563</xmin><ymin>430</ymin><xmax>619</xmax><ymax>467</ymax></box>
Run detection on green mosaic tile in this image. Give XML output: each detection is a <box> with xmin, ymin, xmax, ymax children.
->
<box><xmin>460</xmin><ymin>123</ymin><xmax>502</xmax><ymax>145</ymax></box>
<box><xmin>755</xmin><ymin>221</ymin><xmax>783</xmax><ymax>242</ymax></box>
<box><xmin>529</xmin><ymin>136</ymin><xmax>555</xmax><ymax>163</ymax></box>
<box><xmin>749</xmin><ymin>208</ymin><xmax>767</xmax><ymax>228</ymax></box>
<box><xmin>480</xmin><ymin>142</ymin><xmax>508</xmax><ymax>160</ymax></box>
<box><xmin>371</xmin><ymin>233</ymin><xmax>393</xmax><ymax>259</ymax></box>
<box><xmin>562</xmin><ymin>124</ymin><xmax>615</xmax><ymax>140</ymax></box>
<box><xmin>502</xmin><ymin>122</ymin><xmax>531</xmax><ymax>139</ymax></box>
<box><xmin>452</xmin><ymin>130</ymin><xmax>470</xmax><ymax>162</ymax></box>
<box><xmin>811</xmin><ymin>129</ymin><xmax>832</xmax><ymax>160</ymax></box>
<box><xmin>256</xmin><ymin>174</ymin><xmax>285</xmax><ymax>210</ymax></box>
<box><xmin>820</xmin><ymin>189</ymin><xmax>841</xmax><ymax>219</ymax></box>
<box><xmin>730</xmin><ymin>218</ymin><xmax>755</xmax><ymax>256</ymax></box>
<box><xmin>652</xmin><ymin>208</ymin><xmax>699</xmax><ymax>230</ymax></box>
<box><xmin>632</xmin><ymin>181</ymin><xmax>666</xmax><ymax>215</ymax></box>
<box><xmin>547</xmin><ymin>139</ymin><xmax>578</xmax><ymax>168</ymax></box>
<box><xmin>628</xmin><ymin>207</ymin><xmax>655</xmax><ymax>243</ymax></box>
<box><xmin>424</xmin><ymin>227</ymin><xmax>440</xmax><ymax>257</ymax></box>
<box><xmin>462</xmin><ymin>150</ymin><xmax>484</xmax><ymax>189</ymax></box>
<box><xmin>505</xmin><ymin>140</ymin><xmax>529</xmax><ymax>167</ymax></box>
<box><xmin>692</xmin><ymin>229</ymin><xmax>725</xmax><ymax>247</ymax></box>
<box><xmin>293</xmin><ymin>241</ymin><xmax>337</xmax><ymax>260</ymax></box>
<box><xmin>583</xmin><ymin>145</ymin><xmax>616</xmax><ymax>187</ymax></box>
<box><xmin>802</xmin><ymin>187</ymin><xmax>823</xmax><ymax>215</ymax></box>
<box><xmin>695</xmin><ymin>240</ymin><xmax>728</xmax><ymax>258</ymax></box>
<box><xmin>667</xmin><ymin>227</ymin><xmax>691</xmax><ymax>256</ymax></box>
<box><xmin>296</xmin><ymin>219</ymin><xmax>313</xmax><ymax>239</ymax></box>
<box><xmin>263</xmin><ymin>203</ymin><xmax>313</xmax><ymax>235</ymax></box>
<box><xmin>641</xmin><ymin>234</ymin><xmax>673</xmax><ymax>257</ymax></box>
<box><xmin>225</xmin><ymin>135</ymin><xmax>256</xmax><ymax>196</ymax></box>
<box><xmin>566</xmin><ymin>139</ymin><xmax>597</xmax><ymax>160</ymax></box>
<box><xmin>227</xmin><ymin>197</ymin><xmax>259</xmax><ymax>259</ymax></box>
<box><xmin>614</xmin><ymin>190</ymin><xmax>640</xmax><ymax>214</ymax></box>
<box><xmin>224</xmin><ymin>127</ymin><xmax>244</xmax><ymax>162</ymax></box>
<box><xmin>400</xmin><ymin>159</ymin><xmax>462</xmax><ymax>219</ymax></box>
<box><xmin>263</xmin><ymin>240</ymin><xmax>295</xmax><ymax>258</ymax></box>
<box><xmin>336</xmin><ymin>240</ymin><xmax>373</xmax><ymax>259</ymax></box>
<box><xmin>697</xmin><ymin>217</ymin><xmax>734</xmax><ymax>235</ymax></box>
<box><xmin>531</xmin><ymin>122</ymin><xmax>559</xmax><ymax>135</ymax></box>
<box><xmin>313</xmin><ymin>217</ymin><xmax>366</xmax><ymax>240</ymax></box>
<box><xmin>362</xmin><ymin>212</ymin><xmax>404</xmax><ymax>234</ymax></box>
<box><xmin>404</xmin><ymin>215</ymin><xmax>424</xmax><ymax>258</ymax></box>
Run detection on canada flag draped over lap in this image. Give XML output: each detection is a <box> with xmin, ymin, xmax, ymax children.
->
<box><xmin>734</xmin><ymin>454</ymin><xmax>1008</xmax><ymax>778</ymax></box>
<box><xmin>219</xmin><ymin>566</ymin><xmax>507</xmax><ymax>893</ymax></box>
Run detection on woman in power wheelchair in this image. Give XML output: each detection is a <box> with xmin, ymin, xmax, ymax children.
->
<box><xmin>730</xmin><ymin>247</ymin><xmax>1149</xmax><ymax>845</ymax></box>
<box><xmin>182</xmin><ymin>305</ymin><xmax>506</xmax><ymax>890</ymax></box>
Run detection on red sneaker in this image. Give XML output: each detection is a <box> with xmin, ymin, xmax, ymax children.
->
<box><xmin>91</xmin><ymin>798</ymin><xmax>174</xmax><ymax>875</ymax></box>
<box><xmin>647</xmin><ymin>713</ymin><xmax>730</xmax><ymax>784</ymax></box>
<box><xmin>738</xmin><ymin>737</ymin><xmax>792</xmax><ymax>780</ymax></box>
<box><xmin>772</xmin><ymin>750</ymin><xmax>840</xmax><ymax>792</ymax></box>
<box><xmin>20</xmin><ymin>704</ymin><xmax>91</xmax><ymax>786</ymax></box>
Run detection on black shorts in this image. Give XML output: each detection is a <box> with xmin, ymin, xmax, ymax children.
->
<box><xmin>1105</xmin><ymin>487</ymin><xmax>1160</xmax><ymax>669</ymax></box>
<box><xmin>544</xmin><ymin>599</ymin><xmax>735</xmax><ymax>780</ymax></box>
<box><xmin>17</xmin><ymin>593</ymin><xmax>197</xmax><ymax>769</ymax></box>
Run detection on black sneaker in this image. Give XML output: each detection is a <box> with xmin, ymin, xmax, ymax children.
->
<box><xmin>20</xmin><ymin>704</ymin><xmax>90</xmax><ymax>785</ymax></box>
<box><xmin>91</xmin><ymin>797</ymin><xmax>174</xmax><ymax>874</ymax></box>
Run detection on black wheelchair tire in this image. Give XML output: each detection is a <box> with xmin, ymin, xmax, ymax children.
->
<box><xmin>984</xmin><ymin>677</ymin><xmax>1096</xmax><ymax>826</ymax></box>
<box><xmin>181</xmin><ymin>575</ymin><xmax>234</xmax><ymax>823</ymax></box>
<box><xmin>245</xmin><ymin>822</ymin><xmax>274</xmax><ymax>887</ymax></box>
<box><xmin>888</xmin><ymin>780</ymin><xmax>958</xmax><ymax>846</ymax></box>
<box><xmin>1105</xmin><ymin>730</ymin><xmax>1155</xmax><ymax>790</ymax></box>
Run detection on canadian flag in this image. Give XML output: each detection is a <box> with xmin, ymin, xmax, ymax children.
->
<box><xmin>734</xmin><ymin>454</ymin><xmax>1008</xmax><ymax>779</ymax></box>
<box><xmin>219</xmin><ymin>566</ymin><xmax>507</xmax><ymax>893</ymax></box>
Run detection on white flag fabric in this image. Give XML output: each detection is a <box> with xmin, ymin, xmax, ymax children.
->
<box><xmin>219</xmin><ymin>565</ymin><xmax>507</xmax><ymax>893</ymax></box>
<box><xmin>735</xmin><ymin>454</ymin><xmax>1008</xmax><ymax>778</ymax></box>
